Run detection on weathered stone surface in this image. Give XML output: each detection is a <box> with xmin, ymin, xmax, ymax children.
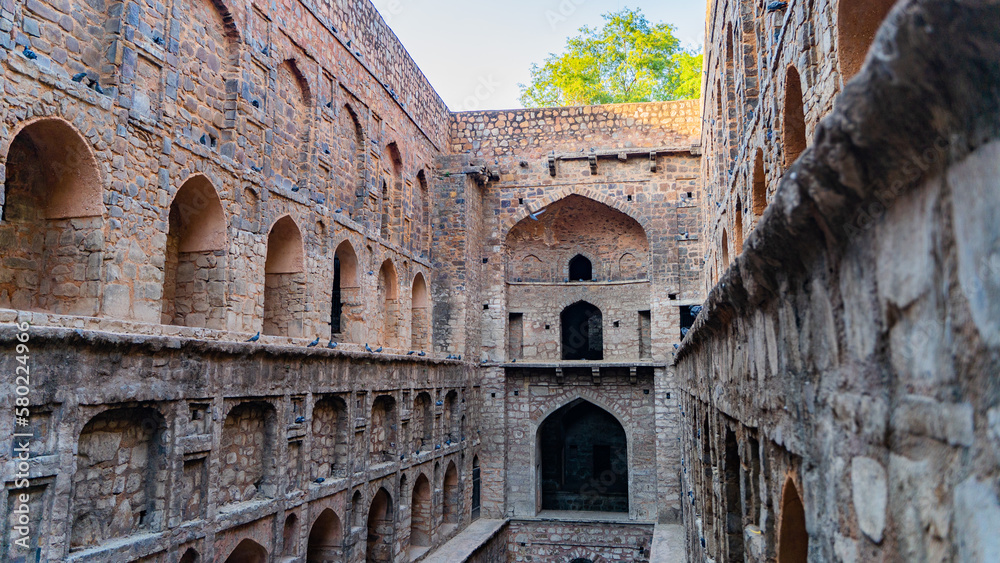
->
<box><xmin>851</xmin><ymin>457</ymin><xmax>887</xmax><ymax>544</ymax></box>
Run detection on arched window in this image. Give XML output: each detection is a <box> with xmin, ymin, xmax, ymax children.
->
<box><xmin>722</xmin><ymin>229</ymin><xmax>730</xmax><ymax>267</ymax></box>
<box><xmin>782</xmin><ymin>66</ymin><xmax>807</xmax><ymax>168</ymax></box>
<box><xmin>838</xmin><ymin>0</ymin><xmax>898</xmax><ymax>81</ymax></box>
<box><xmin>162</xmin><ymin>175</ymin><xmax>227</xmax><ymax>328</ymax></box>
<box><xmin>734</xmin><ymin>197</ymin><xmax>744</xmax><ymax>256</ymax></box>
<box><xmin>537</xmin><ymin>399</ymin><xmax>627</xmax><ymax>513</ymax></box>
<box><xmin>366</xmin><ymin>488</ymin><xmax>394</xmax><ymax>563</ymax></box>
<box><xmin>179</xmin><ymin>548</ymin><xmax>199</xmax><ymax>563</ymax></box>
<box><xmin>724</xmin><ymin>429</ymin><xmax>745</xmax><ymax>559</ymax></box>
<box><xmin>568</xmin><ymin>254</ymin><xmax>593</xmax><ymax>281</ymax></box>
<box><xmin>307</xmin><ymin>509</ymin><xmax>343</xmax><ymax>562</ymax></box>
<box><xmin>264</xmin><ymin>216</ymin><xmax>306</xmax><ymax>337</ymax></box>
<box><xmin>561</xmin><ymin>301</ymin><xmax>603</xmax><ymax>360</ymax></box>
<box><xmin>777</xmin><ymin>477</ymin><xmax>808</xmax><ymax>563</ymax></box>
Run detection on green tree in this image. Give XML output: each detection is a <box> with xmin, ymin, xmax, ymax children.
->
<box><xmin>519</xmin><ymin>8</ymin><xmax>703</xmax><ymax>107</ymax></box>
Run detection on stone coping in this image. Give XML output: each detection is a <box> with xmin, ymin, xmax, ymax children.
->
<box><xmin>676</xmin><ymin>0</ymin><xmax>1000</xmax><ymax>362</ymax></box>
<box><xmin>420</xmin><ymin>519</ymin><xmax>508</xmax><ymax>563</ymax></box>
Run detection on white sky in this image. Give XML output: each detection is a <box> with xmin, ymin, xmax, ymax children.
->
<box><xmin>371</xmin><ymin>1</ymin><xmax>707</xmax><ymax>111</ymax></box>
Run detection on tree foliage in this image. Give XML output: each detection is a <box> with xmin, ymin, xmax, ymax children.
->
<box><xmin>519</xmin><ymin>8</ymin><xmax>703</xmax><ymax>107</ymax></box>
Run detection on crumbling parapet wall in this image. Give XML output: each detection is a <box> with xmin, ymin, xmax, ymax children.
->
<box><xmin>677</xmin><ymin>0</ymin><xmax>1000</xmax><ymax>560</ymax></box>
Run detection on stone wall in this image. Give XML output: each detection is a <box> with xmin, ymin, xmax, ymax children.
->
<box><xmin>679</xmin><ymin>0</ymin><xmax>1000</xmax><ymax>561</ymax></box>
<box><xmin>506</xmin><ymin>520</ymin><xmax>653</xmax><ymax>563</ymax></box>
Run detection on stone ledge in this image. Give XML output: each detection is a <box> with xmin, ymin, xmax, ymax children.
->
<box><xmin>676</xmin><ymin>0</ymin><xmax>1000</xmax><ymax>361</ymax></box>
<box><xmin>420</xmin><ymin>518</ymin><xmax>508</xmax><ymax>563</ymax></box>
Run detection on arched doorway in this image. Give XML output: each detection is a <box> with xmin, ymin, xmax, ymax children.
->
<box><xmin>224</xmin><ymin>539</ymin><xmax>267</xmax><ymax>563</ymax></box>
<box><xmin>561</xmin><ymin>301</ymin><xmax>603</xmax><ymax>360</ymax></box>
<box><xmin>377</xmin><ymin>259</ymin><xmax>398</xmax><ymax>348</ymax></box>
<box><xmin>537</xmin><ymin>399</ymin><xmax>627</xmax><ymax>513</ymax></box>
<box><xmin>332</xmin><ymin>240</ymin><xmax>360</xmax><ymax>342</ymax></box>
<box><xmin>777</xmin><ymin>476</ymin><xmax>808</xmax><ymax>563</ymax></box>
<box><xmin>366</xmin><ymin>488</ymin><xmax>393</xmax><ymax>563</ymax></box>
<box><xmin>307</xmin><ymin>509</ymin><xmax>343</xmax><ymax>563</ymax></box>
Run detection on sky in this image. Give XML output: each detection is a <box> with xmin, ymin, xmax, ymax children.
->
<box><xmin>371</xmin><ymin>0</ymin><xmax>707</xmax><ymax>111</ymax></box>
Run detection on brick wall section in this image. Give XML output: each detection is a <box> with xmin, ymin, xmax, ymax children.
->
<box><xmin>506</xmin><ymin>520</ymin><xmax>653</xmax><ymax>563</ymax></box>
<box><xmin>679</xmin><ymin>1</ymin><xmax>1000</xmax><ymax>561</ymax></box>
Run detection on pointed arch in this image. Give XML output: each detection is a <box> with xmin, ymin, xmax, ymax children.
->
<box><xmin>535</xmin><ymin>398</ymin><xmax>628</xmax><ymax>513</ymax></box>
<box><xmin>721</xmin><ymin>229</ymin><xmax>730</xmax><ymax>267</ymax></box>
<box><xmin>412</xmin><ymin>392</ymin><xmax>433</xmax><ymax>452</ymax></box>
<box><xmin>366</xmin><ymin>488</ymin><xmax>394</xmax><ymax>563</ymax></box>
<box><xmin>264</xmin><ymin>216</ymin><xmax>306</xmax><ymax>337</ymax></box>
<box><xmin>282</xmin><ymin>513</ymin><xmax>299</xmax><ymax>556</ymax></box>
<box><xmin>783</xmin><ymin>65</ymin><xmax>807</xmax><ymax>168</ymax></box>
<box><xmin>332</xmin><ymin>239</ymin><xmax>362</xmax><ymax>342</ymax></box>
<box><xmin>838</xmin><ymin>0</ymin><xmax>898</xmax><ymax>81</ymax></box>
<box><xmin>751</xmin><ymin>148</ymin><xmax>767</xmax><ymax>216</ymax></box>
<box><xmin>777</xmin><ymin>476</ymin><xmax>808</xmax><ymax>562</ymax></box>
<box><xmin>162</xmin><ymin>174</ymin><xmax>228</xmax><ymax>328</ymax></box>
<box><xmin>179</xmin><ymin>548</ymin><xmax>199</xmax><ymax>563</ymax></box>
<box><xmin>224</xmin><ymin>539</ymin><xmax>267</xmax><ymax>563</ymax></box>
<box><xmin>377</xmin><ymin>259</ymin><xmax>399</xmax><ymax>347</ymax></box>
<box><xmin>409</xmin><ymin>473</ymin><xmax>432</xmax><ymax>549</ymax></box>
<box><xmin>416</xmin><ymin>169</ymin><xmax>430</xmax><ymax>255</ymax></box>
<box><xmin>734</xmin><ymin>197</ymin><xmax>744</xmax><ymax>256</ymax></box>
<box><xmin>442</xmin><ymin>461</ymin><xmax>460</xmax><ymax>533</ymax></box>
<box><xmin>342</xmin><ymin>103</ymin><xmax>367</xmax><ymax>211</ymax></box>
<box><xmin>561</xmin><ymin>301</ymin><xmax>603</xmax><ymax>360</ymax></box>
<box><xmin>307</xmin><ymin>508</ymin><xmax>343</xmax><ymax>562</ymax></box>
<box><xmin>0</xmin><ymin>118</ymin><xmax>104</xmax><ymax>316</ymax></box>
<box><xmin>275</xmin><ymin>59</ymin><xmax>312</xmax><ymax>188</ymax></box>
<box><xmin>411</xmin><ymin>272</ymin><xmax>431</xmax><ymax>350</ymax></box>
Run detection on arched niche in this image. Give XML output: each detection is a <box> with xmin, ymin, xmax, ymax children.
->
<box><xmin>409</xmin><ymin>474</ymin><xmax>432</xmax><ymax>550</ymax></box>
<box><xmin>332</xmin><ymin>239</ymin><xmax>362</xmax><ymax>342</ymax></box>
<box><xmin>777</xmin><ymin>476</ymin><xmax>808</xmax><ymax>563</ymax></box>
<box><xmin>505</xmin><ymin>195</ymin><xmax>649</xmax><ymax>283</ymax></box>
<box><xmin>366</xmin><ymin>488</ymin><xmax>394</xmax><ymax>563</ymax></box>
<box><xmin>264</xmin><ymin>215</ymin><xmax>306</xmax><ymax>337</ymax></box>
<box><xmin>410</xmin><ymin>272</ymin><xmax>431</xmax><ymax>351</ymax></box>
<box><xmin>377</xmin><ymin>259</ymin><xmax>399</xmax><ymax>348</ymax></box>
<box><xmin>307</xmin><ymin>509</ymin><xmax>343</xmax><ymax>562</ymax></box>
<box><xmin>0</xmin><ymin>118</ymin><xmax>104</xmax><ymax>316</ymax></box>
<box><xmin>161</xmin><ymin>174</ymin><xmax>227</xmax><ymax>328</ymax></box>
<box><xmin>838</xmin><ymin>0</ymin><xmax>898</xmax><ymax>81</ymax></box>
<box><xmin>224</xmin><ymin>539</ymin><xmax>267</xmax><ymax>563</ymax></box>
<box><xmin>782</xmin><ymin>66</ymin><xmax>807</xmax><ymax>168</ymax></box>
<box><xmin>219</xmin><ymin>402</ymin><xmax>277</xmax><ymax>504</ymax></box>
<box><xmin>442</xmin><ymin>461</ymin><xmax>460</xmax><ymax>533</ymax></box>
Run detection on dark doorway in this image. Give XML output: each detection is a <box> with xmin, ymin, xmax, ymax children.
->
<box><xmin>538</xmin><ymin>399</ymin><xmax>627</xmax><ymax>512</ymax></box>
<box><xmin>331</xmin><ymin>256</ymin><xmax>342</xmax><ymax>333</ymax></box>
<box><xmin>568</xmin><ymin>254</ymin><xmax>593</xmax><ymax>281</ymax></box>
<box><xmin>471</xmin><ymin>456</ymin><xmax>481</xmax><ymax>521</ymax></box>
<box><xmin>561</xmin><ymin>301</ymin><xmax>603</xmax><ymax>360</ymax></box>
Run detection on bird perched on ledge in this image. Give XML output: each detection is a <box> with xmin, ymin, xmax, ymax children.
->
<box><xmin>365</xmin><ymin>343</ymin><xmax>373</xmax><ymax>352</ymax></box>
<box><xmin>766</xmin><ymin>1</ymin><xmax>787</xmax><ymax>12</ymax></box>
<box><xmin>22</xmin><ymin>47</ymin><xmax>37</xmax><ymax>60</ymax></box>
<box><xmin>246</xmin><ymin>331</ymin><xmax>260</xmax><ymax>342</ymax></box>
<box><xmin>307</xmin><ymin>337</ymin><xmax>320</xmax><ymax>347</ymax></box>
<box><xmin>374</xmin><ymin>346</ymin><xmax>383</xmax><ymax>353</ymax></box>
<box><xmin>326</xmin><ymin>340</ymin><xmax>338</xmax><ymax>349</ymax></box>
<box><xmin>418</xmin><ymin>351</ymin><xmax>426</xmax><ymax>357</ymax></box>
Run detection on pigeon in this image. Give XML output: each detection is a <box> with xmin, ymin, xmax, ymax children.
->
<box><xmin>365</xmin><ymin>343</ymin><xmax>373</xmax><ymax>352</ymax></box>
<box><xmin>445</xmin><ymin>354</ymin><xmax>454</xmax><ymax>360</ymax></box>
<box><xmin>307</xmin><ymin>337</ymin><xmax>320</xmax><ymax>347</ymax></box>
<box><xmin>250</xmin><ymin>165</ymin><xmax>262</xmax><ymax>173</ymax></box>
<box><xmin>260</xmin><ymin>46</ymin><xmax>269</xmax><ymax>55</ymax></box>
<box><xmin>367</xmin><ymin>271</ymin><xmax>375</xmax><ymax>276</ymax></box>
<box><xmin>528</xmin><ymin>208</ymin><xmax>546</xmax><ymax>221</ymax></box>
<box><xmin>251</xmin><ymin>99</ymin><xmax>260</xmax><ymax>108</ymax></box>
<box><xmin>374</xmin><ymin>346</ymin><xmax>383</xmax><ymax>353</ymax></box>
<box><xmin>247</xmin><ymin>331</ymin><xmax>260</xmax><ymax>342</ymax></box>
<box><xmin>325</xmin><ymin>101</ymin><xmax>333</xmax><ymax>109</ymax></box>
<box><xmin>407</xmin><ymin>351</ymin><xmax>416</xmax><ymax>355</ymax></box>
<box><xmin>335</xmin><ymin>208</ymin><xmax>343</xmax><ymax>213</ymax></box>
<box><xmin>315</xmin><ymin>477</ymin><xmax>325</xmax><ymax>483</ymax></box>
<box><xmin>456</xmin><ymin>355</ymin><xmax>461</xmax><ymax>360</ymax></box>
<box><xmin>435</xmin><ymin>444</ymin><xmax>441</xmax><ymax>450</ymax></box>
<box><xmin>295</xmin><ymin>415</ymin><xmax>305</xmax><ymax>423</ymax></box>
<box><xmin>691</xmin><ymin>305</ymin><xmax>703</xmax><ymax>314</ymax></box>
<box><xmin>418</xmin><ymin>351</ymin><xmax>426</xmax><ymax>357</ymax></box>
<box><xmin>681</xmin><ymin>327</ymin><xmax>690</xmax><ymax>337</ymax></box>
<box><xmin>673</xmin><ymin>343</ymin><xmax>680</xmax><ymax>350</ymax></box>
<box><xmin>72</xmin><ymin>72</ymin><xmax>87</xmax><ymax>83</ymax></box>
<box><xmin>90</xmin><ymin>81</ymin><xmax>105</xmax><ymax>94</ymax></box>
<box><xmin>511</xmin><ymin>358</ymin><xmax>516</xmax><ymax>363</ymax></box>
<box><xmin>153</xmin><ymin>35</ymin><xmax>164</xmax><ymax>46</ymax></box>
<box><xmin>766</xmin><ymin>1</ymin><xmax>788</xmax><ymax>12</ymax></box>
<box><xmin>324</xmin><ymin>149</ymin><xmax>331</xmax><ymax>155</ymax></box>
<box><xmin>200</xmin><ymin>134</ymin><xmax>208</xmax><ymax>145</ymax></box>
<box><xmin>436</xmin><ymin>400</ymin><xmax>443</xmax><ymax>406</ymax></box>
<box><xmin>22</xmin><ymin>47</ymin><xmax>37</xmax><ymax>60</ymax></box>
<box><xmin>326</xmin><ymin>340</ymin><xmax>338</xmax><ymax>349</ymax></box>
<box><xmin>345</xmin><ymin>39</ymin><xmax>352</xmax><ymax>47</ymax></box>
<box><xmin>291</xmin><ymin>185</ymin><xmax>300</xmax><ymax>192</ymax></box>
